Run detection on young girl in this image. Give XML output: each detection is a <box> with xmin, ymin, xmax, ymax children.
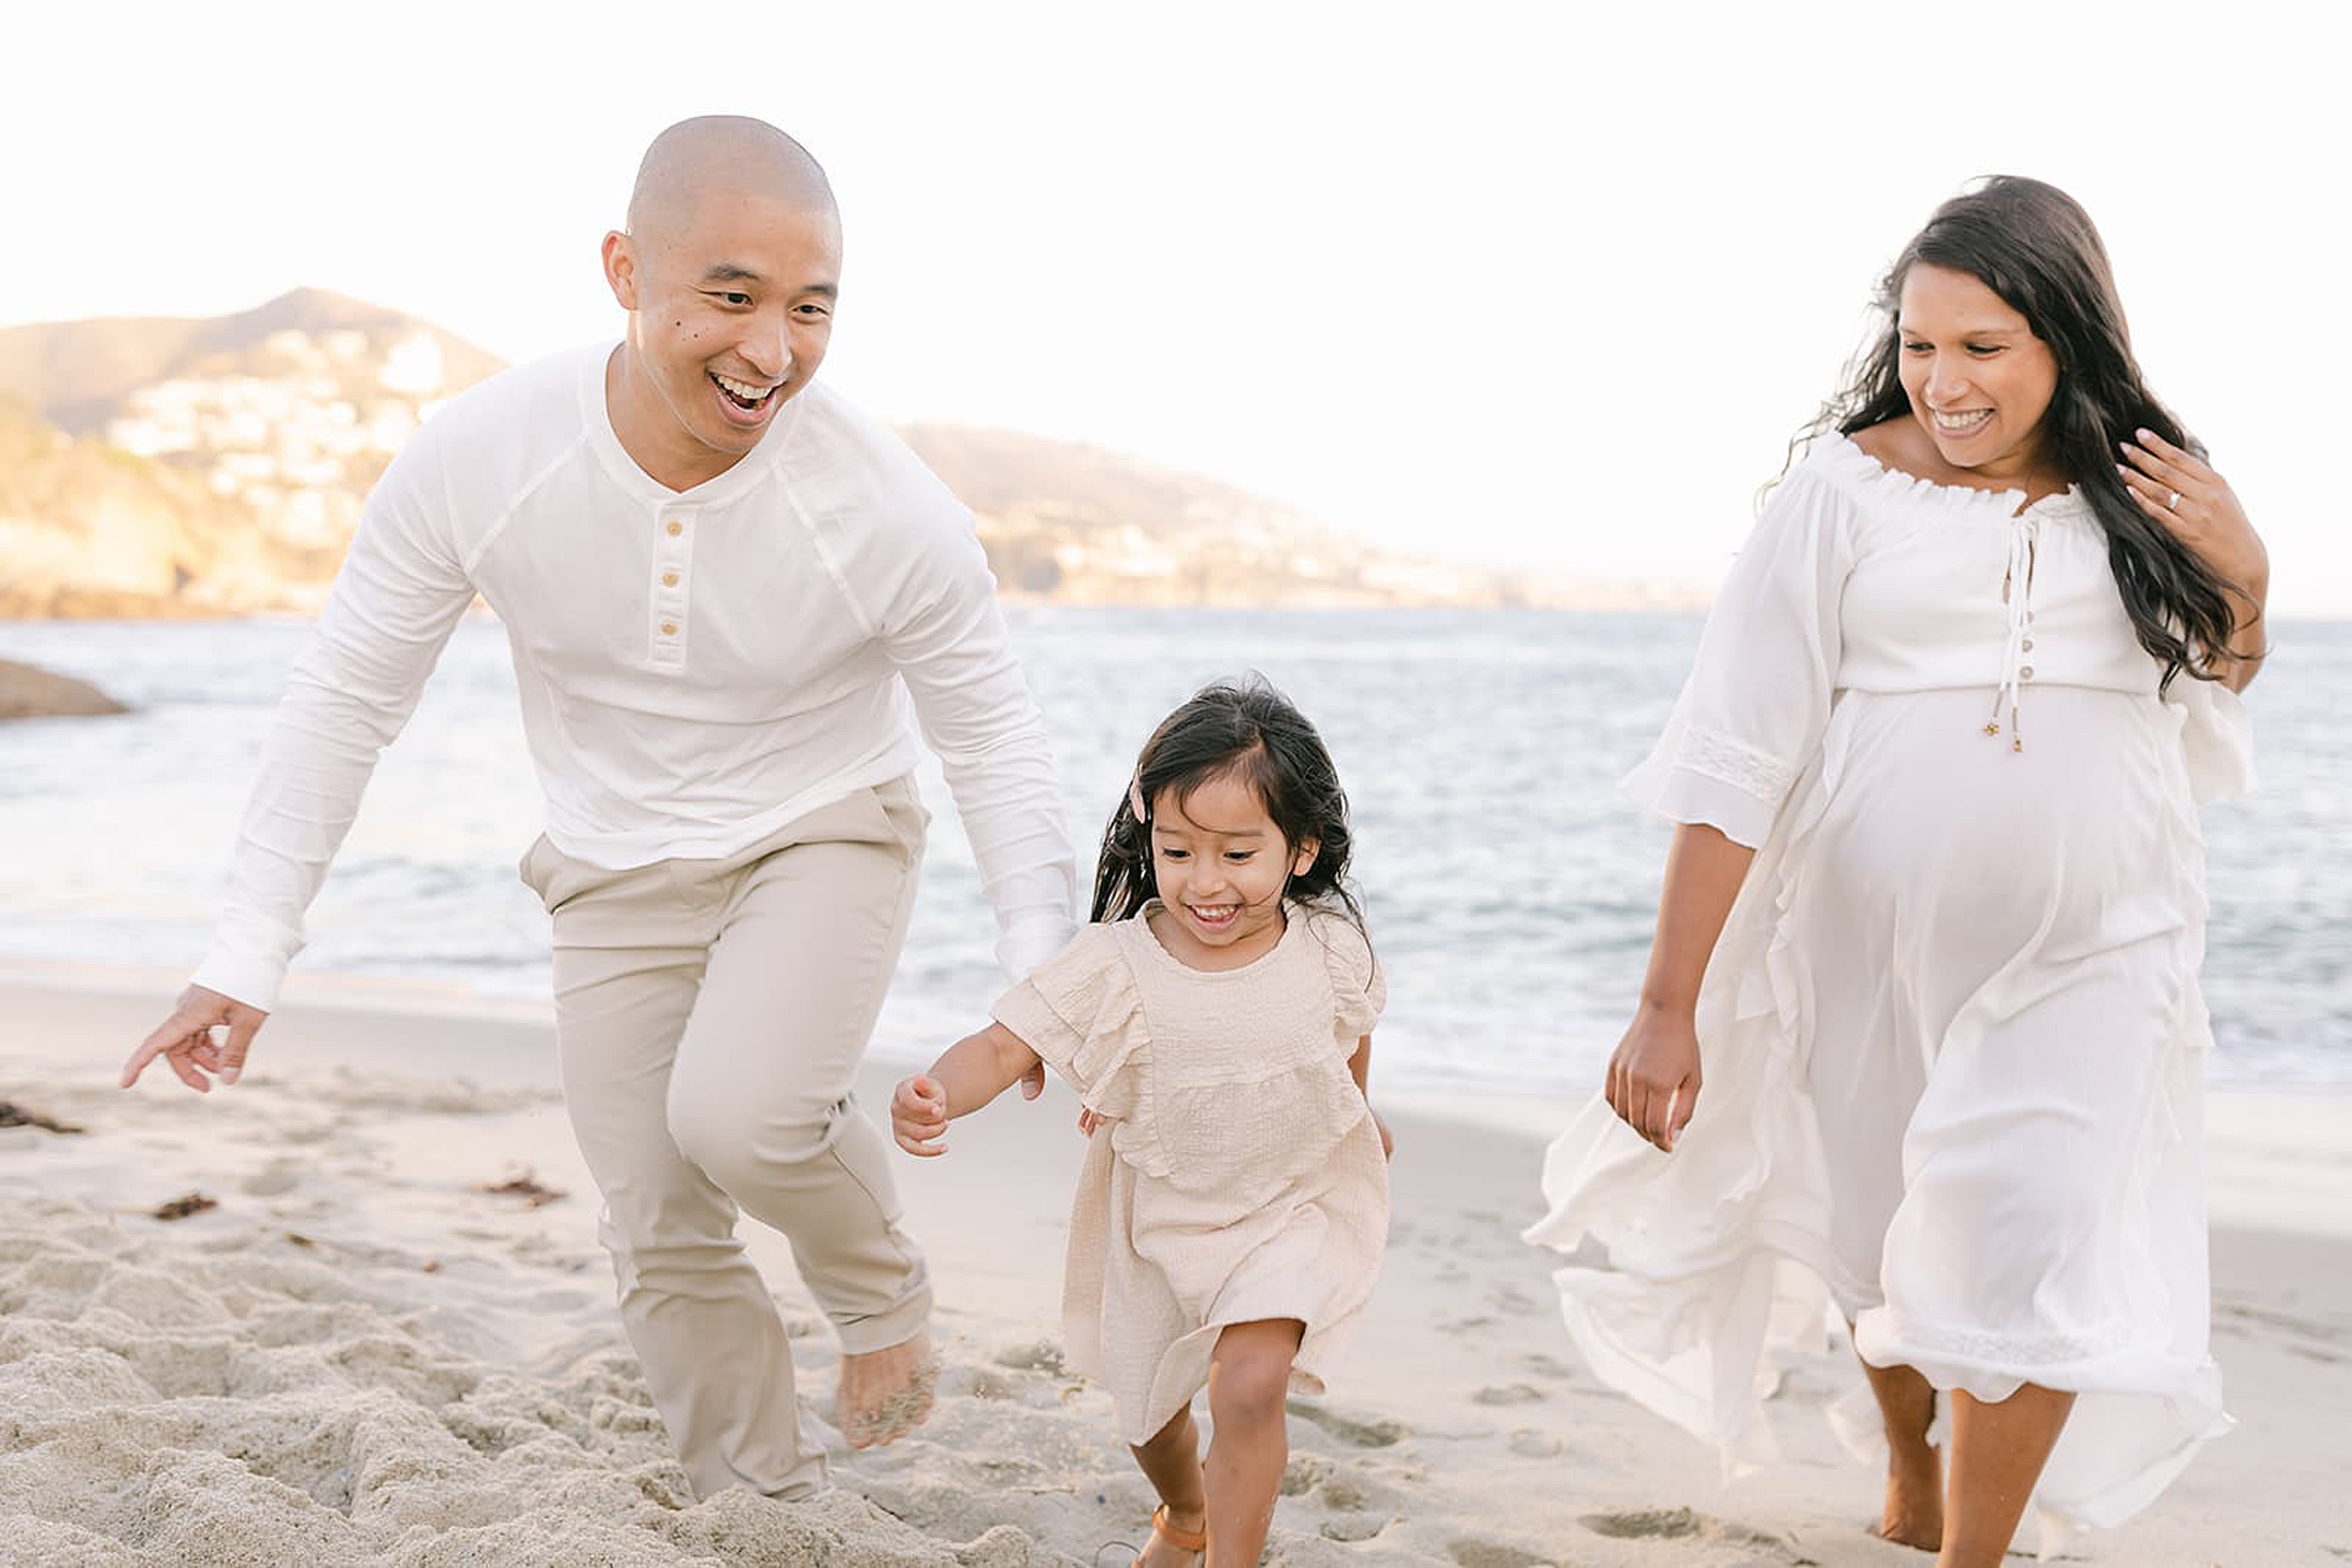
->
<box><xmin>891</xmin><ymin>678</ymin><xmax>1390</xmax><ymax>1568</ymax></box>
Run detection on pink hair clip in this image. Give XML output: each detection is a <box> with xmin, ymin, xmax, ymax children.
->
<box><xmin>1127</xmin><ymin>774</ymin><xmax>1150</xmax><ymax>823</ymax></box>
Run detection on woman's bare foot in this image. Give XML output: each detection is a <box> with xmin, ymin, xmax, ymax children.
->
<box><xmin>1875</xmin><ymin>1440</ymin><xmax>1945</xmax><ymax>1552</ymax></box>
<box><xmin>835</xmin><ymin>1328</ymin><xmax>937</xmax><ymax>1449</ymax></box>
<box><xmin>1857</xmin><ymin>1357</ymin><xmax>1943</xmax><ymax>1552</ymax></box>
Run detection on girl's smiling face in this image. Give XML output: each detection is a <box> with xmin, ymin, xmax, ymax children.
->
<box><xmin>1147</xmin><ymin>768</ymin><xmax>1318</xmax><ymax>968</ymax></box>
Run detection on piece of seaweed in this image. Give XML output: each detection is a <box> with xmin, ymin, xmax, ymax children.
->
<box><xmin>0</xmin><ymin>1101</ymin><xmax>85</xmax><ymax>1134</ymax></box>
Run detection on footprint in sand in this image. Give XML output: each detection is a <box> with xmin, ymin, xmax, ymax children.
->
<box><xmin>1581</xmin><ymin>1508</ymin><xmax>1698</xmax><ymax>1540</ymax></box>
<box><xmin>1489</xmin><ymin>1282</ymin><xmax>1541</xmax><ymax>1316</ymax></box>
<box><xmin>950</xmin><ymin>1367</ymin><xmax>1014</xmax><ymax>1401</ymax></box>
<box><xmin>1285</xmin><ymin>1454</ymin><xmax>1402</xmax><ymax>1517</ymax></box>
<box><xmin>1471</xmin><ymin>1384</ymin><xmax>1547</xmax><ymax>1407</ymax></box>
<box><xmin>237</xmin><ymin>1159</ymin><xmax>303</xmax><ymax>1197</ymax></box>
<box><xmin>1286</xmin><ymin>1400</ymin><xmax>1403</xmax><ymax>1449</ymax></box>
<box><xmin>1581</xmin><ymin>1508</ymin><xmax>1791</xmax><ymax>1556</ymax></box>
<box><xmin>1446</xmin><ymin>1541</ymin><xmax>1556</xmax><ymax>1568</ymax></box>
<box><xmin>1279</xmin><ymin>1453</ymin><xmax>1330</xmax><ymax>1496</ymax></box>
<box><xmin>990</xmin><ymin>1338</ymin><xmax>1065</xmax><ymax>1375</ymax></box>
<box><xmin>2217</xmin><ymin>1300</ymin><xmax>2343</xmax><ymax>1339</ymax></box>
<box><xmin>1318</xmin><ymin>1512</ymin><xmax>1389</xmax><ymax>1543</ymax></box>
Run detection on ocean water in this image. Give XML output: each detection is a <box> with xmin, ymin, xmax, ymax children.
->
<box><xmin>2</xmin><ymin>610</ymin><xmax>2344</xmax><ymax>1096</ymax></box>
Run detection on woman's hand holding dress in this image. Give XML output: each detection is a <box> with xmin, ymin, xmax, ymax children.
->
<box><xmin>1607</xmin><ymin>1007</ymin><xmax>1703</xmax><ymax>1153</ymax></box>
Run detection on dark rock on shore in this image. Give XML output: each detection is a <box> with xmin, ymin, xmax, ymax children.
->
<box><xmin>0</xmin><ymin>658</ymin><xmax>130</xmax><ymax>719</ymax></box>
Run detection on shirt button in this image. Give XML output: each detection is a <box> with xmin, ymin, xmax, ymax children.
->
<box><xmin>666</xmin><ymin>520</ymin><xmax>683</xmax><ymax>537</ymax></box>
<box><xmin>2020</xmin><ymin>637</ymin><xmax>2034</xmax><ymax>652</ymax></box>
<box><xmin>2020</xmin><ymin>665</ymin><xmax>2036</xmax><ymax>680</ymax></box>
<box><xmin>660</xmin><ymin>622</ymin><xmax>678</xmax><ymax>637</ymax></box>
<box><xmin>661</xmin><ymin>572</ymin><xmax>679</xmax><ymax>587</ymax></box>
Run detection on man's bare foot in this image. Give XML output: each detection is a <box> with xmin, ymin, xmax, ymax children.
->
<box><xmin>835</xmin><ymin>1329</ymin><xmax>937</xmax><ymax>1449</ymax></box>
<box><xmin>1873</xmin><ymin>1443</ymin><xmax>1945</xmax><ymax>1552</ymax></box>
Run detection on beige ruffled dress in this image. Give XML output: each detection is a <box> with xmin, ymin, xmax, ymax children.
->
<box><xmin>992</xmin><ymin>898</ymin><xmax>1389</xmax><ymax>1444</ymax></box>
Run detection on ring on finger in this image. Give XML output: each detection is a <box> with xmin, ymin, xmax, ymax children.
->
<box><xmin>2165</xmin><ymin>488</ymin><xmax>2180</xmax><ymax>509</ymax></box>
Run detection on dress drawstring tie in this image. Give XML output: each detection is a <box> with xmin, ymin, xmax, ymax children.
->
<box><xmin>1987</xmin><ymin>516</ymin><xmax>2039</xmax><ymax>753</ymax></box>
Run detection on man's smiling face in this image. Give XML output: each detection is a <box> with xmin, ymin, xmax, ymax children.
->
<box><xmin>602</xmin><ymin>186</ymin><xmax>841</xmax><ymax>490</ymax></box>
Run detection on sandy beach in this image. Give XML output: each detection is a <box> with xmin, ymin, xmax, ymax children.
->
<box><xmin>4</xmin><ymin>960</ymin><xmax>2347</xmax><ymax>1567</ymax></box>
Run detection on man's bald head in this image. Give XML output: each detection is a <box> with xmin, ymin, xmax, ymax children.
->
<box><xmin>599</xmin><ymin>117</ymin><xmax>844</xmax><ymax>488</ymax></box>
<box><xmin>626</xmin><ymin>116</ymin><xmax>836</xmax><ymax>245</ymax></box>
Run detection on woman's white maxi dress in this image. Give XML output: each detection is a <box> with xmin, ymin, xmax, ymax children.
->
<box><xmin>1525</xmin><ymin>434</ymin><xmax>2251</xmax><ymax>1546</ymax></box>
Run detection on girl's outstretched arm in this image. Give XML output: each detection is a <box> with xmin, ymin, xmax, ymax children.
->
<box><xmin>1346</xmin><ymin>1034</ymin><xmax>1393</xmax><ymax>1160</ymax></box>
<box><xmin>891</xmin><ymin>1022</ymin><xmax>1044</xmax><ymax>1157</ymax></box>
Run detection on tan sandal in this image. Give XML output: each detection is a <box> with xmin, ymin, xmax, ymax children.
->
<box><xmin>1131</xmin><ymin>1503</ymin><xmax>1206</xmax><ymax>1566</ymax></box>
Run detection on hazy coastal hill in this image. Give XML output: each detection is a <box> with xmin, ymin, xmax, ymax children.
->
<box><xmin>0</xmin><ymin>291</ymin><xmax>1693</xmax><ymax>617</ymax></box>
<box><xmin>0</xmin><ymin>289</ymin><xmax>506</xmax><ymax>436</ymax></box>
<box><xmin>0</xmin><ymin>396</ymin><xmax>296</xmax><ymax>618</ymax></box>
<box><xmin>898</xmin><ymin>421</ymin><xmax>1432</xmax><ymax>604</ymax></box>
<box><xmin>0</xmin><ymin>293</ymin><xmax>513</xmax><ymax>617</ymax></box>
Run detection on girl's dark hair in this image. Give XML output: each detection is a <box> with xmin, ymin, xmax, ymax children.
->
<box><xmin>1091</xmin><ymin>676</ymin><xmax>1366</xmax><ymax>937</ymax></box>
<box><xmin>1799</xmin><ymin>175</ymin><xmax>2243</xmax><ymax>689</ymax></box>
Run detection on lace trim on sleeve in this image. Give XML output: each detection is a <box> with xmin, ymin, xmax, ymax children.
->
<box><xmin>1668</xmin><ymin>717</ymin><xmax>1798</xmax><ymax>806</ymax></box>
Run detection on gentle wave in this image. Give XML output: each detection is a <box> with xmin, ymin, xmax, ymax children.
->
<box><xmin>3</xmin><ymin>610</ymin><xmax>2344</xmax><ymax>1094</ymax></box>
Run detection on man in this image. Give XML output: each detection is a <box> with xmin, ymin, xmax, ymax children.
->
<box><xmin>120</xmin><ymin>116</ymin><xmax>1077</xmax><ymax>1501</ymax></box>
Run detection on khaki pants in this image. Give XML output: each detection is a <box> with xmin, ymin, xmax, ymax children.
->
<box><xmin>518</xmin><ymin>777</ymin><xmax>931</xmax><ymax>1500</ymax></box>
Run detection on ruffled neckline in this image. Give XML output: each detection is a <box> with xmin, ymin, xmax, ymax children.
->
<box><xmin>1810</xmin><ymin>430</ymin><xmax>2089</xmax><ymax>522</ymax></box>
<box><xmin>1128</xmin><ymin>897</ymin><xmax>1307</xmax><ymax>980</ymax></box>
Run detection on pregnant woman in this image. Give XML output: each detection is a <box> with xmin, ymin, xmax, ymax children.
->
<box><xmin>1526</xmin><ymin>176</ymin><xmax>2268</xmax><ymax>1568</ymax></box>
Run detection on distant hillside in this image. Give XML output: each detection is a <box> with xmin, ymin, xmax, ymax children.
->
<box><xmin>0</xmin><ymin>290</ymin><xmax>1670</xmax><ymax>617</ymax></box>
<box><xmin>0</xmin><ymin>396</ymin><xmax>297</xmax><ymax>617</ymax></box>
<box><xmin>0</xmin><ymin>289</ymin><xmax>505</xmax><ymax>436</ymax></box>
<box><xmin>0</xmin><ymin>292</ymin><xmax>506</xmax><ymax>616</ymax></box>
<box><xmin>898</xmin><ymin>423</ymin><xmax>1388</xmax><ymax>602</ymax></box>
<box><xmin>900</xmin><ymin>423</ymin><xmax>1314</xmax><ymax>539</ymax></box>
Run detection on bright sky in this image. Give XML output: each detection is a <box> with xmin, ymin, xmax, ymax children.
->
<box><xmin>8</xmin><ymin>0</ymin><xmax>2344</xmax><ymax>610</ymax></box>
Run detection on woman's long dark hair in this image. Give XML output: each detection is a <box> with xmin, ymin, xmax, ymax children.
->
<box><xmin>1090</xmin><ymin>676</ymin><xmax>1367</xmax><ymax>941</ymax></box>
<box><xmin>1800</xmin><ymin>175</ymin><xmax>2242</xmax><ymax>689</ymax></box>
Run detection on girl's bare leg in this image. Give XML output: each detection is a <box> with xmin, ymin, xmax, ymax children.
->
<box><xmin>1203</xmin><ymin>1319</ymin><xmax>1306</xmax><ymax>1567</ymax></box>
<box><xmin>1858</xmin><ymin>1353</ymin><xmax>1944</xmax><ymax>1551</ymax></box>
<box><xmin>1938</xmin><ymin>1382</ymin><xmax>2075</xmax><ymax>1568</ymax></box>
<box><xmin>1130</xmin><ymin>1405</ymin><xmax>1207</xmax><ymax>1566</ymax></box>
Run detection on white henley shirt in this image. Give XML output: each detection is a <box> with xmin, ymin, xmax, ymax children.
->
<box><xmin>192</xmin><ymin>344</ymin><xmax>1078</xmax><ymax>1012</ymax></box>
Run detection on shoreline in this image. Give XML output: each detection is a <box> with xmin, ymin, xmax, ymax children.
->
<box><xmin>11</xmin><ymin>956</ymin><xmax>2347</xmax><ymax>1236</ymax></box>
<box><xmin>5</xmin><ymin>960</ymin><xmax>2349</xmax><ymax>1564</ymax></box>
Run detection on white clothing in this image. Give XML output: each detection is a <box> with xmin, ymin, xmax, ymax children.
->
<box><xmin>1525</xmin><ymin>434</ymin><xmax>2251</xmax><ymax>1544</ymax></box>
<box><xmin>992</xmin><ymin>901</ymin><xmax>1389</xmax><ymax>1445</ymax></box>
<box><xmin>193</xmin><ymin>345</ymin><xmax>1078</xmax><ymax>1010</ymax></box>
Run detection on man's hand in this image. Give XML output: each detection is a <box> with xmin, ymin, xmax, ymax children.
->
<box><xmin>121</xmin><ymin>984</ymin><xmax>269</xmax><ymax>1092</ymax></box>
<box><xmin>1019</xmin><ymin>1060</ymin><xmax>1046</xmax><ymax>1101</ymax></box>
<box><xmin>891</xmin><ymin>1074</ymin><xmax>951</xmax><ymax>1157</ymax></box>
